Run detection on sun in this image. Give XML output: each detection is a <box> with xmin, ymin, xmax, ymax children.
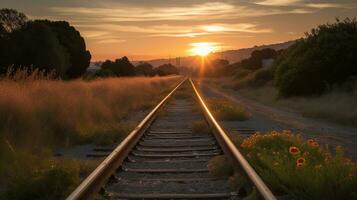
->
<box><xmin>190</xmin><ymin>42</ymin><xmax>218</xmax><ymax>56</ymax></box>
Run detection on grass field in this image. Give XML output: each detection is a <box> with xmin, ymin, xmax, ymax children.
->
<box><xmin>205</xmin><ymin>78</ymin><xmax>357</xmax><ymax>128</ymax></box>
<box><xmin>0</xmin><ymin>74</ymin><xmax>181</xmax><ymax>199</ymax></box>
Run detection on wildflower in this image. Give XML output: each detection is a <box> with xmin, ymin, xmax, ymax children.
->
<box><xmin>308</xmin><ymin>139</ymin><xmax>319</xmax><ymax>147</ymax></box>
<box><xmin>296</xmin><ymin>157</ymin><xmax>305</xmax><ymax>167</ymax></box>
<box><xmin>289</xmin><ymin>146</ymin><xmax>300</xmax><ymax>155</ymax></box>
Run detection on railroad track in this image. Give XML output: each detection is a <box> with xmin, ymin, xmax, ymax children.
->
<box><xmin>67</xmin><ymin>78</ymin><xmax>276</xmax><ymax>200</ymax></box>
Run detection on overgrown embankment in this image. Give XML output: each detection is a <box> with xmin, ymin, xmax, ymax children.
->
<box><xmin>0</xmin><ymin>75</ymin><xmax>181</xmax><ymax>199</ymax></box>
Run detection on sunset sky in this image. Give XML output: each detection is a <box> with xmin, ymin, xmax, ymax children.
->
<box><xmin>1</xmin><ymin>0</ymin><xmax>356</xmax><ymax>61</ymax></box>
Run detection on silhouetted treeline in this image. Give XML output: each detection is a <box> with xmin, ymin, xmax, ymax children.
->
<box><xmin>223</xmin><ymin>48</ymin><xmax>278</xmax><ymax>75</ymax></box>
<box><xmin>93</xmin><ymin>57</ymin><xmax>179</xmax><ymax>78</ymax></box>
<box><xmin>0</xmin><ymin>9</ymin><xmax>91</xmax><ymax>79</ymax></box>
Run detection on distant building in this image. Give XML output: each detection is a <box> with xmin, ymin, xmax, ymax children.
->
<box><xmin>262</xmin><ymin>58</ymin><xmax>274</xmax><ymax>68</ymax></box>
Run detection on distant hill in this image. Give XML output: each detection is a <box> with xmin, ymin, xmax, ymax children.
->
<box><xmin>134</xmin><ymin>40</ymin><xmax>295</xmax><ymax>67</ymax></box>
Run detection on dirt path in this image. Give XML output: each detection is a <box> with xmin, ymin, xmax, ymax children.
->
<box><xmin>198</xmin><ymin>81</ymin><xmax>357</xmax><ymax>160</ymax></box>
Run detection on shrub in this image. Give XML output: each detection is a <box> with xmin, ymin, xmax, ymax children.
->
<box><xmin>207</xmin><ymin>98</ymin><xmax>249</xmax><ymax>121</ymax></box>
<box><xmin>234</xmin><ymin>66</ymin><xmax>275</xmax><ymax>89</ymax></box>
<box><xmin>155</xmin><ymin>63</ymin><xmax>179</xmax><ymax>76</ymax></box>
<box><xmin>275</xmin><ymin>18</ymin><xmax>357</xmax><ymax>97</ymax></box>
<box><xmin>238</xmin><ymin>131</ymin><xmax>357</xmax><ymax>199</ymax></box>
<box><xmin>101</xmin><ymin>57</ymin><xmax>136</xmax><ymax>77</ymax></box>
<box><xmin>234</xmin><ymin>68</ymin><xmax>251</xmax><ymax>79</ymax></box>
<box><xmin>208</xmin><ymin>155</ymin><xmax>233</xmax><ymax>177</ymax></box>
<box><xmin>6</xmin><ymin>166</ymin><xmax>79</xmax><ymax>200</ymax></box>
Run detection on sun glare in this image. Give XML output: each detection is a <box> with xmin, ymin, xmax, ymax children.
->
<box><xmin>190</xmin><ymin>42</ymin><xmax>219</xmax><ymax>56</ymax></box>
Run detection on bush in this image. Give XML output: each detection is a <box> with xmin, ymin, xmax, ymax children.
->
<box><xmin>208</xmin><ymin>155</ymin><xmax>233</xmax><ymax>177</ymax></box>
<box><xmin>207</xmin><ymin>98</ymin><xmax>249</xmax><ymax>121</ymax></box>
<box><xmin>233</xmin><ymin>68</ymin><xmax>251</xmax><ymax>79</ymax></box>
<box><xmin>101</xmin><ymin>56</ymin><xmax>136</xmax><ymax>77</ymax></box>
<box><xmin>275</xmin><ymin>18</ymin><xmax>357</xmax><ymax>97</ymax></box>
<box><xmin>155</xmin><ymin>63</ymin><xmax>179</xmax><ymax>76</ymax></box>
<box><xmin>234</xmin><ymin>67</ymin><xmax>274</xmax><ymax>89</ymax></box>
<box><xmin>238</xmin><ymin>131</ymin><xmax>357</xmax><ymax>199</ymax></box>
<box><xmin>6</xmin><ymin>166</ymin><xmax>79</xmax><ymax>200</ymax></box>
<box><xmin>135</xmin><ymin>62</ymin><xmax>155</xmax><ymax>76</ymax></box>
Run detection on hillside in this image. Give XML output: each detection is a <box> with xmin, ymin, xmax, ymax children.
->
<box><xmin>134</xmin><ymin>40</ymin><xmax>295</xmax><ymax>67</ymax></box>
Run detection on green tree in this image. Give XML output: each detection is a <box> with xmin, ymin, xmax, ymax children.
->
<box><xmin>275</xmin><ymin>18</ymin><xmax>357</xmax><ymax>97</ymax></box>
<box><xmin>135</xmin><ymin>62</ymin><xmax>155</xmax><ymax>76</ymax></box>
<box><xmin>0</xmin><ymin>8</ymin><xmax>27</xmax><ymax>36</ymax></box>
<box><xmin>37</xmin><ymin>20</ymin><xmax>91</xmax><ymax>79</ymax></box>
<box><xmin>101</xmin><ymin>56</ymin><xmax>136</xmax><ymax>76</ymax></box>
<box><xmin>155</xmin><ymin>63</ymin><xmax>179</xmax><ymax>76</ymax></box>
<box><xmin>6</xmin><ymin>21</ymin><xmax>70</xmax><ymax>76</ymax></box>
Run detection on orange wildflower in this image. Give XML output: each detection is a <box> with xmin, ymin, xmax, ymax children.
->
<box><xmin>296</xmin><ymin>157</ymin><xmax>306</xmax><ymax>167</ymax></box>
<box><xmin>289</xmin><ymin>146</ymin><xmax>300</xmax><ymax>155</ymax></box>
<box><xmin>308</xmin><ymin>139</ymin><xmax>319</xmax><ymax>147</ymax></box>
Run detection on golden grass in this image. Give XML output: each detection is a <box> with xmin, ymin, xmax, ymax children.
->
<box><xmin>206</xmin><ymin>98</ymin><xmax>249</xmax><ymax>121</ymax></box>
<box><xmin>238</xmin><ymin>86</ymin><xmax>357</xmax><ymax>127</ymax></box>
<box><xmin>0</xmin><ymin>75</ymin><xmax>181</xmax><ymax>199</ymax></box>
<box><xmin>0</xmin><ymin>76</ymin><xmax>181</xmax><ymax>148</ymax></box>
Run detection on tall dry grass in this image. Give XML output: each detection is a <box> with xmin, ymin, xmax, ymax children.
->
<box><xmin>0</xmin><ymin>72</ymin><xmax>181</xmax><ymax>198</ymax></box>
<box><xmin>0</xmin><ymin>75</ymin><xmax>181</xmax><ymax>148</ymax></box>
<box><xmin>238</xmin><ymin>86</ymin><xmax>357</xmax><ymax>127</ymax></box>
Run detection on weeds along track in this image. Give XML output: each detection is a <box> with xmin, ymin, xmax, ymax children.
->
<box><xmin>67</xmin><ymin>78</ymin><xmax>276</xmax><ymax>200</ymax></box>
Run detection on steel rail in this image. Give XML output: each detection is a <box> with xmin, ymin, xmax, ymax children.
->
<box><xmin>66</xmin><ymin>78</ymin><xmax>187</xmax><ymax>200</ymax></box>
<box><xmin>189</xmin><ymin>78</ymin><xmax>277</xmax><ymax>200</ymax></box>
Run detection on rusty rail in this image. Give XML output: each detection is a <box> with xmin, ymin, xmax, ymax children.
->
<box><xmin>66</xmin><ymin>78</ymin><xmax>186</xmax><ymax>200</ymax></box>
<box><xmin>189</xmin><ymin>78</ymin><xmax>276</xmax><ymax>200</ymax></box>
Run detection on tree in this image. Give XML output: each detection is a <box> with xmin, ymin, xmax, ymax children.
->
<box><xmin>37</xmin><ymin>20</ymin><xmax>91</xmax><ymax>79</ymax></box>
<box><xmin>0</xmin><ymin>9</ymin><xmax>28</xmax><ymax>73</ymax></box>
<box><xmin>275</xmin><ymin>18</ymin><xmax>357</xmax><ymax>97</ymax></box>
<box><xmin>0</xmin><ymin>9</ymin><xmax>91</xmax><ymax>78</ymax></box>
<box><xmin>242</xmin><ymin>48</ymin><xmax>277</xmax><ymax>70</ymax></box>
<box><xmin>101</xmin><ymin>56</ymin><xmax>136</xmax><ymax>76</ymax></box>
<box><xmin>5</xmin><ymin>21</ymin><xmax>70</xmax><ymax>76</ymax></box>
<box><xmin>0</xmin><ymin>8</ymin><xmax>27</xmax><ymax>36</ymax></box>
<box><xmin>155</xmin><ymin>63</ymin><xmax>179</xmax><ymax>76</ymax></box>
<box><xmin>135</xmin><ymin>62</ymin><xmax>155</xmax><ymax>76</ymax></box>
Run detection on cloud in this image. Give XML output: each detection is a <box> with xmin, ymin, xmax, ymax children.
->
<box><xmin>76</xmin><ymin>23</ymin><xmax>273</xmax><ymax>42</ymax></box>
<box><xmin>49</xmin><ymin>1</ymin><xmax>317</xmax><ymax>24</ymax></box>
<box><xmin>254</xmin><ymin>0</ymin><xmax>302</xmax><ymax>6</ymax></box>
<box><xmin>44</xmin><ymin>1</ymin><xmax>337</xmax><ymax>44</ymax></box>
<box><xmin>96</xmin><ymin>39</ymin><xmax>126</xmax><ymax>44</ymax></box>
<box><xmin>306</xmin><ymin>3</ymin><xmax>342</xmax><ymax>9</ymax></box>
<box><xmin>255</xmin><ymin>1</ymin><xmax>351</xmax><ymax>9</ymax></box>
<box><xmin>50</xmin><ymin>2</ymin><xmax>236</xmax><ymax>22</ymax></box>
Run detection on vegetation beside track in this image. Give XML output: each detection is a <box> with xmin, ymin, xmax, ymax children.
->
<box><xmin>206</xmin><ymin>97</ymin><xmax>249</xmax><ymax>121</ymax></box>
<box><xmin>0</xmin><ymin>74</ymin><xmax>181</xmax><ymax>199</ymax></box>
<box><xmin>208</xmin><ymin>131</ymin><xmax>357</xmax><ymax>199</ymax></box>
